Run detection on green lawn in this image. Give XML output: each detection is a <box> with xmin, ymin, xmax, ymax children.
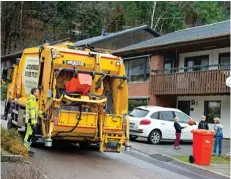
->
<box><xmin>172</xmin><ymin>155</ymin><xmax>230</xmax><ymax>164</ymax></box>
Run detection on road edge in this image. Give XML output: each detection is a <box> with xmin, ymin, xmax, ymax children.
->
<box><xmin>24</xmin><ymin>161</ymin><xmax>50</xmax><ymax>179</ymax></box>
<box><xmin>1</xmin><ymin>154</ymin><xmax>23</xmax><ymax>162</ymax></box>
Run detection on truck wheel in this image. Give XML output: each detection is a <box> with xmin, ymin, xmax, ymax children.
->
<box><xmin>89</xmin><ymin>142</ymin><xmax>100</xmax><ymax>151</ymax></box>
<box><xmin>189</xmin><ymin>155</ymin><xmax>195</xmax><ymax>163</ymax></box>
<box><xmin>148</xmin><ymin>130</ymin><xmax>161</xmax><ymax>144</ymax></box>
<box><xmin>7</xmin><ymin>112</ymin><xmax>18</xmax><ymax>130</ymax></box>
<box><xmin>130</xmin><ymin>135</ymin><xmax>138</xmax><ymax>141</ymax></box>
<box><xmin>79</xmin><ymin>142</ymin><xmax>89</xmax><ymax>150</ymax></box>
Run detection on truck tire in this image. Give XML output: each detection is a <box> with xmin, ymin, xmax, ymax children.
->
<box><xmin>148</xmin><ymin>130</ymin><xmax>162</xmax><ymax>144</ymax></box>
<box><xmin>6</xmin><ymin>110</ymin><xmax>18</xmax><ymax>130</ymax></box>
<box><xmin>130</xmin><ymin>135</ymin><xmax>138</xmax><ymax>141</ymax></box>
<box><xmin>79</xmin><ymin>142</ymin><xmax>89</xmax><ymax>150</ymax></box>
<box><xmin>31</xmin><ymin>125</ymin><xmax>43</xmax><ymax>148</ymax></box>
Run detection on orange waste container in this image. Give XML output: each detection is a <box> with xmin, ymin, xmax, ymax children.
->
<box><xmin>191</xmin><ymin>129</ymin><xmax>215</xmax><ymax>165</ymax></box>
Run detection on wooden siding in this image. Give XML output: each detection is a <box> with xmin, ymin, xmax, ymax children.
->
<box><xmin>150</xmin><ymin>69</ymin><xmax>230</xmax><ymax>95</ymax></box>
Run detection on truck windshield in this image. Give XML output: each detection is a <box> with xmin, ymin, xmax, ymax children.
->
<box><xmin>129</xmin><ymin>108</ymin><xmax>149</xmax><ymax>117</ymax></box>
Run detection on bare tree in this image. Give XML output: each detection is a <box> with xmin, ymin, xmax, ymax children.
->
<box><xmin>150</xmin><ymin>1</ymin><xmax>157</xmax><ymax>29</ymax></box>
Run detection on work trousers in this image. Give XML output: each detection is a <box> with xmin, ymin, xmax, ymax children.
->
<box><xmin>24</xmin><ymin>123</ymin><xmax>36</xmax><ymax>151</ymax></box>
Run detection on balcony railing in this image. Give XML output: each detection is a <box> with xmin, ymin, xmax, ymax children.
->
<box><xmin>150</xmin><ymin>68</ymin><xmax>230</xmax><ymax>95</ymax></box>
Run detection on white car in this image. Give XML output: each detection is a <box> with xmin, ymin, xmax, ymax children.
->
<box><xmin>129</xmin><ymin>106</ymin><xmax>198</xmax><ymax>144</ymax></box>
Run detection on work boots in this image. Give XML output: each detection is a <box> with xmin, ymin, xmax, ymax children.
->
<box><xmin>28</xmin><ymin>150</ymin><xmax>35</xmax><ymax>157</ymax></box>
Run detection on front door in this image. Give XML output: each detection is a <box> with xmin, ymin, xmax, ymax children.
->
<box><xmin>177</xmin><ymin>101</ymin><xmax>190</xmax><ymax>116</ymax></box>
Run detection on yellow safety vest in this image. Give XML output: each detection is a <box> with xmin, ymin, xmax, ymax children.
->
<box><xmin>25</xmin><ymin>94</ymin><xmax>43</xmax><ymax>125</ymax></box>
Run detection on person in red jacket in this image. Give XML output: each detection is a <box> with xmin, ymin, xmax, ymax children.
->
<box><xmin>174</xmin><ymin>117</ymin><xmax>188</xmax><ymax>149</ymax></box>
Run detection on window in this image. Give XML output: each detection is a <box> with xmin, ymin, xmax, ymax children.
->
<box><xmin>128</xmin><ymin>98</ymin><xmax>149</xmax><ymax>113</ymax></box>
<box><xmin>124</xmin><ymin>57</ymin><xmax>150</xmax><ymax>82</ymax></box>
<box><xmin>150</xmin><ymin>112</ymin><xmax>159</xmax><ymax>119</ymax></box>
<box><xmin>129</xmin><ymin>108</ymin><xmax>149</xmax><ymax>118</ymax></box>
<box><xmin>185</xmin><ymin>55</ymin><xmax>209</xmax><ymax>72</ymax></box>
<box><xmin>204</xmin><ymin>101</ymin><xmax>221</xmax><ymax>123</ymax></box>
<box><xmin>164</xmin><ymin>57</ymin><xmax>173</xmax><ymax>74</ymax></box>
<box><xmin>160</xmin><ymin>111</ymin><xmax>174</xmax><ymax>121</ymax></box>
<box><xmin>219</xmin><ymin>53</ymin><xmax>230</xmax><ymax>69</ymax></box>
<box><xmin>174</xmin><ymin>111</ymin><xmax>191</xmax><ymax>124</ymax></box>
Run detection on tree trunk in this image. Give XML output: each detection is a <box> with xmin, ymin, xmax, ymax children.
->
<box><xmin>19</xmin><ymin>1</ymin><xmax>24</xmax><ymax>36</ymax></box>
<box><xmin>150</xmin><ymin>1</ymin><xmax>157</xmax><ymax>29</ymax></box>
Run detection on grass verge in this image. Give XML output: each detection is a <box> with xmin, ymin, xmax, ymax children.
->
<box><xmin>172</xmin><ymin>155</ymin><xmax>230</xmax><ymax>164</ymax></box>
<box><xmin>1</xmin><ymin>127</ymin><xmax>28</xmax><ymax>158</ymax></box>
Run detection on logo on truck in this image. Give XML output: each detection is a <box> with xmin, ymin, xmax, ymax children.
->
<box><xmin>24</xmin><ymin>57</ymin><xmax>39</xmax><ymax>94</ymax></box>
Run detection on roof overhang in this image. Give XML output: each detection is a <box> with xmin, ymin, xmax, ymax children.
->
<box><xmin>74</xmin><ymin>26</ymin><xmax>161</xmax><ymax>47</ymax></box>
<box><xmin>114</xmin><ymin>35</ymin><xmax>230</xmax><ymax>57</ymax></box>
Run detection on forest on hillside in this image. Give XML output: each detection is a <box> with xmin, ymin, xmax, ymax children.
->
<box><xmin>1</xmin><ymin>1</ymin><xmax>230</xmax><ymax>55</ymax></box>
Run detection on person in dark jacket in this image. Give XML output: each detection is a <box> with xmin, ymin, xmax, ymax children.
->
<box><xmin>174</xmin><ymin>117</ymin><xmax>188</xmax><ymax>149</ymax></box>
<box><xmin>198</xmin><ymin>115</ymin><xmax>209</xmax><ymax>130</ymax></box>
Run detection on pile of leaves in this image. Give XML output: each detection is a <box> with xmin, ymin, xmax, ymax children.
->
<box><xmin>1</xmin><ymin>127</ymin><xmax>28</xmax><ymax>158</ymax></box>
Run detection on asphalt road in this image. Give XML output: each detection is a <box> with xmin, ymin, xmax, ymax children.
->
<box><xmin>30</xmin><ymin>143</ymin><xmax>185</xmax><ymax>179</ymax></box>
<box><xmin>26</xmin><ymin>142</ymin><xmax>228</xmax><ymax>179</ymax></box>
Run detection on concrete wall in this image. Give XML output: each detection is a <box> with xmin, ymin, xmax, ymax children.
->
<box><xmin>179</xmin><ymin>47</ymin><xmax>230</xmax><ymax>72</ymax></box>
<box><xmin>177</xmin><ymin>95</ymin><xmax>230</xmax><ymax>138</ymax></box>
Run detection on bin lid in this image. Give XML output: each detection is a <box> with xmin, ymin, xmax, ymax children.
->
<box><xmin>191</xmin><ymin>129</ymin><xmax>215</xmax><ymax>136</ymax></box>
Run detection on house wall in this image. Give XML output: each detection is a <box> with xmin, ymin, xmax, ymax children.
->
<box><xmin>127</xmin><ymin>54</ymin><xmax>177</xmax><ymax>107</ymax></box>
<box><xmin>179</xmin><ymin>47</ymin><xmax>230</xmax><ymax>72</ymax></box>
<box><xmin>177</xmin><ymin>95</ymin><xmax>230</xmax><ymax>138</ymax></box>
<box><xmin>128</xmin><ymin>82</ymin><xmax>149</xmax><ymax>97</ymax></box>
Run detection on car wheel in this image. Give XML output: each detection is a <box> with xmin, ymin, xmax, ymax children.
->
<box><xmin>148</xmin><ymin>130</ymin><xmax>162</xmax><ymax>144</ymax></box>
<box><xmin>129</xmin><ymin>135</ymin><xmax>138</xmax><ymax>141</ymax></box>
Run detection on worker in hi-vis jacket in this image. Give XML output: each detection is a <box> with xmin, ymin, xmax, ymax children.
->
<box><xmin>24</xmin><ymin>88</ymin><xmax>44</xmax><ymax>157</ymax></box>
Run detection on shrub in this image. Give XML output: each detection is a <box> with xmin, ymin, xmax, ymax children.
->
<box><xmin>1</xmin><ymin>127</ymin><xmax>28</xmax><ymax>158</ymax></box>
<box><xmin>1</xmin><ymin>83</ymin><xmax>8</xmax><ymax>101</ymax></box>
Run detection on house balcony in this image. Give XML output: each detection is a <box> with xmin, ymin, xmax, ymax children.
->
<box><xmin>150</xmin><ymin>67</ymin><xmax>230</xmax><ymax>95</ymax></box>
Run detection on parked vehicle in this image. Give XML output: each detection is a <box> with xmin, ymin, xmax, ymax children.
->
<box><xmin>129</xmin><ymin>106</ymin><xmax>198</xmax><ymax>144</ymax></box>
